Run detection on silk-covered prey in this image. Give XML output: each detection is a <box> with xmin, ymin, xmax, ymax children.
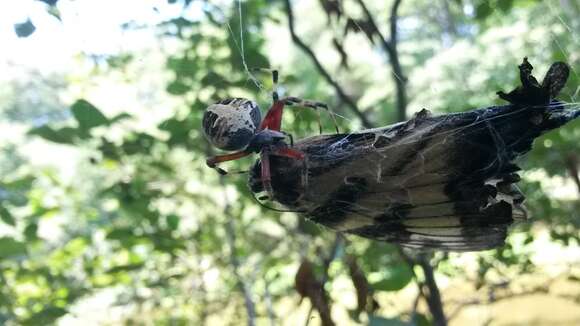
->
<box><xmin>249</xmin><ymin>59</ymin><xmax>579</xmax><ymax>251</ymax></box>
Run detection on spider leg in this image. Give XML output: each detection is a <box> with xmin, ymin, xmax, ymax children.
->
<box><xmin>272</xmin><ymin>69</ymin><xmax>279</xmax><ymax>102</ymax></box>
<box><xmin>206</xmin><ymin>151</ymin><xmax>251</xmax><ymax>175</ymax></box>
<box><xmin>280</xmin><ymin>131</ymin><xmax>294</xmax><ymax>146</ymax></box>
<box><xmin>282</xmin><ymin>96</ymin><xmax>340</xmax><ymax>134</ymax></box>
<box><xmin>260</xmin><ymin>150</ymin><xmax>274</xmax><ymax>199</ymax></box>
<box><xmin>248</xmin><ymin>67</ymin><xmax>280</xmax><ymax>102</ymax></box>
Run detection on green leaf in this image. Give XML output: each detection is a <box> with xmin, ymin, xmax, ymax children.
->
<box><xmin>0</xmin><ymin>206</ymin><xmax>16</xmax><ymax>226</ymax></box>
<box><xmin>14</xmin><ymin>19</ymin><xmax>36</xmax><ymax>37</ymax></box>
<box><xmin>106</xmin><ymin>228</ymin><xmax>135</xmax><ymax>241</ymax></box>
<box><xmin>24</xmin><ymin>223</ymin><xmax>39</xmax><ymax>240</ymax></box>
<box><xmin>109</xmin><ymin>113</ymin><xmax>132</xmax><ymax>124</ymax></box>
<box><xmin>371</xmin><ymin>265</ymin><xmax>413</xmax><ymax>292</ymax></box>
<box><xmin>0</xmin><ymin>237</ymin><xmax>27</xmax><ymax>259</ymax></box>
<box><xmin>29</xmin><ymin>126</ymin><xmax>78</xmax><ymax>144</ymax></box>
<box><xmin>368</xmin><ymin>315</ymin><xmax>410</xmax><ymax>326</ymax></box>
<box><xmin>166</xmin><ymin>214</ymin><xmax>180</xmax><ymax>230</ymax></box>
<box><xmin>23</xmin><ymin>307</ymin><xmax>67</xmax><ymax>325</ymax></box>
<box><xmin>106</xmin><ymin>263</ymin><xmax>145</xmax><ymax>274</ymax></box>
<box><xmin>3</xmin><ymin>175</ymin><xmax>35</xmax><ymax>190</ymax></box>
<box><xmin>159</xmin><ymin>118</ymin><xmax>191</xmax><ymax>146</ymax></box>
<box><xmin>298</xmin><ymin>218</ymin><xmax>321</xmax><ymax>236</ymax></box>
<box><xmin>71</xmin><ymin>99</ymin><xmax>109</xmax><ymax>131</ymax></box>
<box><xmin>166</xmin><ymin>80</ymin><xmax>190</xmax><ymax>95</ymax></box>
<box><xmin>475</xmin><ymin>2</ymin><xmax>493</xmax><ymax>20</ymax></box>
<box><xmin>498</xmin><ymin>0</ymin><xmax>514</xmax><ymax>12</ymax></box>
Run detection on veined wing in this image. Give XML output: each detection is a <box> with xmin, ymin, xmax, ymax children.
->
<box><xmin>249</xmin><ymin>101</ymin><xmax>579</xmax><ymax>251</ymax></box>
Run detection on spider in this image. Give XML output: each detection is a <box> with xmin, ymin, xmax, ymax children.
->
<box><xmin>202</xmin><ymin>70</ymin><xmax>339</xmax><ymax>198</ymax></box>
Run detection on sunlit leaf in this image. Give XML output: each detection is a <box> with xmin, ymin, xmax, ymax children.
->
<box><xmin>298</xmin><ymin>218</ymin><xmax>321</xmax><ymax>236</ymax></box>
<box><xmin>370</xmin><ymin>265</ymin><xmax>413</xmax><ymax>292</ymax></box>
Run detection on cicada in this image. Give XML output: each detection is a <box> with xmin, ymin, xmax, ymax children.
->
<box><xmin>203</xmin><ymin>58</ymin><xmax>578</xmax><ymax>251</ymax></box>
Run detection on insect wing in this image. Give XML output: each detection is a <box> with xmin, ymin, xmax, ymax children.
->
<box><xmin>253</xmin><ymin>105</ymin><xmax>542</xmax><ymax>251</ymax></box>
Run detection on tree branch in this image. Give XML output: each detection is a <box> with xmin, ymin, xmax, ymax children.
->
<box><xmin>304</xmin><ymin>234</ymin><xmax>344</xmax><ymax>326</ymax></box>
<box><xmin>417</xmin><ymin>254</ymin><xmax>447</xmax><ymax>326</ymax></box>
<box><xmin>355</xmin><ymin>0</ymin><xmax>407</xmax><ymax>121</ymax></box>
<box><xmin>283</xmin><ymin>0</ymin><xmax>373</xmax><ymax>128</ymax></box>
<box><xmin>221</xmin><ymin>178</ymin><xmax>257</xmax><ymax>326</ymax></box>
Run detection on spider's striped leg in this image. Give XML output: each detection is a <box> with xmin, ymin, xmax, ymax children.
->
<box><xmin>206</xmin><ymin>151</ymin><xmax>251</xmax><ymax>175</ymax></box>
<box><xmin>282</xmin><ymin>96</ymin><xmax>340</xmax><ymax>134</ymax></box>
<box><xmin>248</xmin><ymin>67</ymin><xmax>280</xmax><ymax>102</ymax></box>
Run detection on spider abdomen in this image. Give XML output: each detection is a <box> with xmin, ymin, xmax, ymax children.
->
<box><xmin>202</xmin><ymin>98</ymin><xmax>261</xmax><ymax>151</ymax></box>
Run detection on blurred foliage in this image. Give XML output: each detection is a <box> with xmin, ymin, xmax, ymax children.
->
<box><xmin>1</xmin><ymin>0</ymin><xmax>579</xmax><ymax>325</ymax></box>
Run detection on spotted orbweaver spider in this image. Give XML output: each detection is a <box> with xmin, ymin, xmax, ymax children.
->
<box><xmin>202</xmin><ymin>71</ymin><xmax>338</xmax><ymax>198</ymax></box>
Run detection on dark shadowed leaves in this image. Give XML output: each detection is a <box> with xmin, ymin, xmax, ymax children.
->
<box><xmin>166</xmin><ymin>214</ymin><xmax>180</xmax><ymax>230</ymax></box>
<box><xmin>0</xmin><ymin>206</ymin><xmax>16</xmax><ymax>226</ymax></box>
<box><xmin>166</xmin><ymin>79</ymin><xmax>190</xmax><ymax>95</ymax></box>
<box><xmin>29</xmin><ymin>126</ymin><xmax>79</xmax><ymax>144</ymax></box>
<box><xmin>475</xmin><ymin>2</ymin><xmax>492</xmax><ymax>19</ymax></box>
<box><xmin>14</xmin><ymin>19</ymin><xmax>36</xmax><ymax>38</ymax></box>
<box><xmin>38</xmin><ymin>0</ymin><xmax>59</xmax><ymax>5</ymax></box>
<box><xmin>0</xmin><ymin>237</ymin><xmax>27</xmax><ymax>259</ymax></box>
<box><xmin>71</xmin><ymin>100</ymin><xmax>109</xmax><ymax>131</ymax></box>
<box><xmin>368</xmin><ymin>315</ymin><xmax>411</xmax><ymax>326</ymax></box>
<box><xmin>22</xmin><ymin>307</ymin><xmax>67</xmax><ymax>326</ymax></box>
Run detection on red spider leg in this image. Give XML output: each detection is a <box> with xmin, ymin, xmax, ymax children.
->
<box><xmin>206</xmin><ymin>151</ymin><xmax>251</xmax><ymax>175</ymax></box>
<box><xmin>260</xmin><ymin>150</ymin><xmax>274</xmax><ymax>197</ymax></box>
<box><xmin>259</xmin><ymin>147</ymin><xmax>305</xmax><ymax>199</ymax></box>
<box><xmin>260</xmin><ymin>100</ymin><xmax>285</xmax><ymax>131</ymax></box>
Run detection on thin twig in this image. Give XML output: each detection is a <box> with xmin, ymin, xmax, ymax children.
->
<box><xmin>304</xmin><ymin>234</ymin><xmax>344</xmax><ymax>326</ymax></box>
<box><xmin>409</xmin><ymin>288</ymin><xmax>422</xmax><ymax>324</ymax></box>
<box><xmin>283</xmin><ymin>0</ymin><xmax>373</xmax><ymax>128</ymax></box>
<box><xmin>355</xmin><ymin>0</ymin><xmax>407</xmax><ymax>121</ymax></box>
<box><xmin>264</xmin><ymin>279</ymin><xmax>277</xmax><ymax>326</ymax></box>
